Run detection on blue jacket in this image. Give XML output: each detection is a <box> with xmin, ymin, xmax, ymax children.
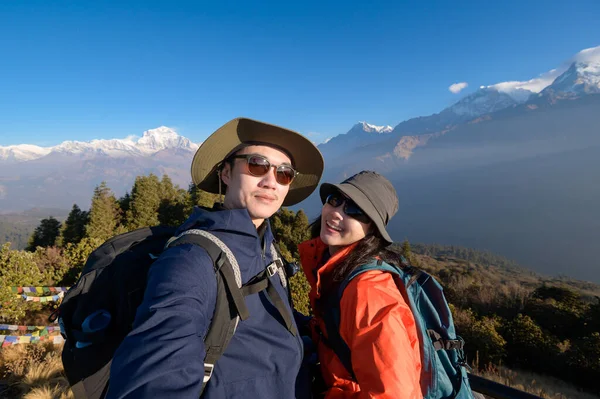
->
<box><xmin>107</xmin><ymin>207</ymin><xmax>307</xmax><ymax>398</ymax></box>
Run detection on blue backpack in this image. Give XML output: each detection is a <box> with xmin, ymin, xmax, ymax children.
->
<box><xmin>323</xmin><ymin>259</ymin><xmax>475</xmax><ymax>399</ymax></box>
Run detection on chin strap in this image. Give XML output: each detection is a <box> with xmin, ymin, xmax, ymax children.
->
<box><xmin>217</xmin><ymin>169</ymin><xmax>224</xmax><ymax>205</ymax></box>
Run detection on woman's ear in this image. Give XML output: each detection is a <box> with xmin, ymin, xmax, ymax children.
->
<box><xmin>368</xmin><ymin>223</ymin><xmax>377</xmax><ymax>234</ymax></box>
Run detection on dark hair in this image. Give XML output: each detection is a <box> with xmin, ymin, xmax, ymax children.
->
<box><xmin>309</xmin><ymin>217</ymin><xmax>406</xmax><ymax>285</ymax></box>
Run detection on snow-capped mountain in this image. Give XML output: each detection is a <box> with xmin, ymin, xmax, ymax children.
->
<box><xmin>0</xmin><ymin>126</ymin><xmax>201</xmax><ymax>214</ymax></box>
<box><xmin>329</xmin><ymin>121</ymin><xmax>392</xmax><ymax>139</ymax></box>
<box><xmin>136</xmin><ymin>126</ymin><xmax>198</xmax><ymax>153</ymax></box>
<box><xmin>539</xmin><ymin>60</ymin><xmax>600</xmax><ymax>97</ymax></box>
<box><xmin>317</xmin><ymin>122</ymin><xmax>394</xmax><ymax>160</ymax></box>
<box><xmin>357</xmin><ymin>122</ymin><xmax>393</xmax><ymax>134</ymax></box>
<box><xmin>479</xmin><ymin>46</ymin><xmax>600</xmax><ymax>103</ymax></box>
<box><xmin>0</xmin><ymin>145</ymin><xmax>51</xmax><ymax>163</ymax></box>
<box><xmin>0</xmin><ymin>126</ymin><xmax>199</xmax><ymax>162</ymax></box>
<box><xmin>446</xmin><ymin>87</ymin><xmax>527</xmax><ymax>118</ymax></box>
<box><xmin>315</xmin><ymin>45</ymin><xmax>600</xmax><ymax>176</ymax></box>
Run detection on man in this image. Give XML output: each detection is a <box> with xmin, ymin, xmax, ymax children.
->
<box><xmin>107</xmin><ymin>118</ymin><xmax>324</xmax><ymax>398</ymax></box>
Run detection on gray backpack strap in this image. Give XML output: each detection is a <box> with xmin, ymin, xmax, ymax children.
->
<box><xmin>167</xmin><ymin>229</ymin><xmax>245</xmax><ymax>395</ymax></box>
<box><xmin>269</xmin><ymin>243</ymin><xmax>298</xmax><ymax>309</ymax></box>
<box><xmin>269</xmin><ymin>243</ymin><xmax>287</xmax><ymax>288</ymax></box>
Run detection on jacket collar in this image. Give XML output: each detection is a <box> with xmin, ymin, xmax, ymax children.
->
<box><xmin>298</xmin><ymin>237</ymin><xmax>359</xmax><ymax>300</ymax></box>
<box><xmin>178</xmin><ymin>205</ymin><xmax>272</xmax><ymax>239</ymax></box>
<box><xmin>176</xmin><ymin>205</ymin><xmax>277</xmax><ymax>262</ymax></box>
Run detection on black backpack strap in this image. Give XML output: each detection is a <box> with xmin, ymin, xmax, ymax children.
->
<box><xmin>243</xmin><ymin>264</ymin><xmax>298</xmax><ymax>337</ymax></box>
<box><xmin>322</xmin><ymin>293</ymin><xmax>356</xmax><ymax>381</ymax></box>
<box><xmin>264</xmin><ymin>270</ymin><xmax>298</xmax><ymax>336</ymax></box>
<box><xmin>167</xmin><ymin>229</ymin><xmax>246</xmax><ymax>395</ymax></box>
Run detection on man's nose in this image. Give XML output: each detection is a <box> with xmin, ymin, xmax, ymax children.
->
<box><xmin>260</xmin><ymin>166</ymin><xmax>279</xmax><ymax>188</ymax></box>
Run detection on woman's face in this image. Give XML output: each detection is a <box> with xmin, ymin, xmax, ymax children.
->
<box><xmin>320</xmin><ymin>191</ymin><xmax>372</xmax><ymax>254</ymax></box>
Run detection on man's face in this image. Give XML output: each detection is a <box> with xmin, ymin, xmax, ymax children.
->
<box><xmin>221</xmin><ymin>145</ymin><xmax>292</xmax><ymax>227</ymax></box>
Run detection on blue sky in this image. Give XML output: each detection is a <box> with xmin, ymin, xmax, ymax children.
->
<box><xmin>1</xmin><ymin>0</ymin><xmax>599</xmax><ymax>146</ymax></box>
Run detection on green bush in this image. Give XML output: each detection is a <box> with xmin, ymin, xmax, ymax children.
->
<box><xmin>0</xmin><ymin>243</ymin><xmax>44</xmax><ymax>322</ymax></box>
<box><xmin>452</xmin><ymin>306</ymin><xmax>506</xmax><ymax>366</ymax></box>
<box><xmin>502</xmin><ymin>314</ymin><xmax>562</xmax><ymax>374</ymax></box>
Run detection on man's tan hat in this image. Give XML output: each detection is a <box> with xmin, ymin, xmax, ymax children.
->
<box><xmin>191</xmin><ymin>117</ymin><xmax>324</xmax><ymax>206</ymax></box>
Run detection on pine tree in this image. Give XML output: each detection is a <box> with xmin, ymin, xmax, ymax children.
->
<box><xmin>86</xmin><ymin>182</ymin><xmax>121</xmax><ymax>241</ymax></box>
<box><xmin>270</xmin><ymin>208</ymin><xmax>312</xmax><ymax>315</ymax></box>
<box><xmin>290</xmin><ymin>210</ymin><xmax>311</xmax><ymax>258</ymax></box>
<box><xmin>158</xmin><ymin>175</ymin><xmax>191</xmax><ymax>226</ymax></box>
<box><xmin>118</xmin><ymin>192</ymin><xmax>132</xmax><ymax>225</ymax></box>
<box><xmin>26</xmin><ymin>217</ymin><xmax>62</xmax><ymax>251</ymax></box>
<box><xmin>401</xmin><ymin>239</ymin><xmax>412</xmax><ymax>258</ymax></box>
<box><xmin>125</xmin><ymin>174</ymin><xmax>162</xmax><ymax>230</ymax></box>
<box><xmin>188</xmin><ymin>183</ymin><xmax>219</xmax><ymax>209</ymax></box>
<box><xmin>60</xmin><ymin>204</ymin><xmax>89</xmax><ymax>246</ymax></box>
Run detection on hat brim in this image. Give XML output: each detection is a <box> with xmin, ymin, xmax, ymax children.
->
<box><xmin>191</xmin><ymin>118</ymin><xmax>324</xmax><ymax>206</ymax></box>
<box><xmin>320</xmin><ymin>182</ymin><xmax>393</xmax><ymax>244</ymax></box>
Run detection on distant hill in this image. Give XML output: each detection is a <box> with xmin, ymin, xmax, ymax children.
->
<box><xmin>406</xmin><ymin>243</ymin><xmax>600</xmax><ymax>301</ymax></box>
<box><xmin>410</xmin><ymin>243</ymin><xmax>523</xmax><ymax>272</ymax></box>
<box><xmin>0</xmin><ymin>208</ymin><xmax>69</xmax><ymax>250</ymax></box>
<box><xmin>0</xmin><ymin>220</ymin><xmax>32</xmax><ymax>249</ymax></box>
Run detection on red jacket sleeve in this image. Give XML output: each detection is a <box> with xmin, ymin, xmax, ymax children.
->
<box><xmin>331</xmin><ymin>270</ymin><xmax>423</xmax><ymax>399</ymax></box>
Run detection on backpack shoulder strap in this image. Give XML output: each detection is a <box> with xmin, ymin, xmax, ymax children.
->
<box><xmin>322</xmin><ymin>259</ymin><xmax>406</xmax><ymax>381</ymax></box>
<box><xmin>269</xmin><ymin>242</ymin><xmax>288</xmax><ymax>289</ymax></box>
<box><xmin>341</xmin><ymin>260</ymin><xmax>404</xmax><ymax>293</ymax></box>
<box><xmin>246</xmin><ymin>242</ymin><xmax>297</xmax><ymax>336</ymax></box>
<box><xmin>167</xmin><ymin>229</ymin><xmax>246</xmax><ymax>394</ymax></box>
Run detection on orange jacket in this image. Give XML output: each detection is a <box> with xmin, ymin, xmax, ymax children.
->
<box><xmin>298</xmin><ymin>238</ymin><xmax>423</xmax><ymax>399</ymax></box>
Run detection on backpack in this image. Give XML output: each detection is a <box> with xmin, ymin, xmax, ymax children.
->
<box><xmin>54</xmin><ymin>225</ymin><xmax>295</xmax><ymax>399</ymax></box>
<box><xmin>322</xmin><ymin>259</ymin><xmax>475</xmax><ymax>399</ymax></box>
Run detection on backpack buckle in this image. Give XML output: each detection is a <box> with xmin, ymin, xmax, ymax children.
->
<box><xmin>203</xmin><ymin>363</ymin><xmax>214</xmax><ymax>383</ymax></box>
<box><xmin>266</xmin><ymin>262</ymin><xmax>278</xmax><ymax>277</ymax></box>
<box><xmin>284</xmin><ymin>261</ymin><xmax>300</xmax><ymax>277</ymax></box>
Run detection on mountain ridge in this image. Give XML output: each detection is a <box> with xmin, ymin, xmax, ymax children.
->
<box><xmin>0</xmin><ymin>126</ymin><xmax>199</xmax><ymax>162</ymax></box>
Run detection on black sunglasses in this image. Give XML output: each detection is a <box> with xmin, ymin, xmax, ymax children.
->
<box><xmin>325</xmin><ymin>192</ymin><xmax>371</xmax><ymax>224</ymax></box>
<box><xmin>230</xmin><ymin>154</ymin><xmax>298</xmax><ymax>186</ymax></box>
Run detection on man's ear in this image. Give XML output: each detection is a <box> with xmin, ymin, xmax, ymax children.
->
<box><xmin>220</xmin><ymin>162</ymin><xmax>231</xmax><ymax>186</ymax></box>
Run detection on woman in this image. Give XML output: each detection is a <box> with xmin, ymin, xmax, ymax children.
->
<box><xmin>298</xmin><ymin>170</ymin><xmax>423</xmax><ymax>399</ymax></box>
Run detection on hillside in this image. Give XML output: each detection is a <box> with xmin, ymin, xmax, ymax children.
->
<box><xmin>383</xmin><ymin>243</ymin><xmax>600</xmax><ymax>394</ymax></box>
<box><xmin>0</xmin><ymin>208</ymin><xmax>69</xmax><ymax>250</ymax></box>
<box><xmin>0</xmin><ymin>220</ymin><xmax>31</xmax><ymax>250</ymax></box>
<box><xmin>408</xmin><ymin>243</ymin><xmax>600</xmax><ymax>301</ymax></box>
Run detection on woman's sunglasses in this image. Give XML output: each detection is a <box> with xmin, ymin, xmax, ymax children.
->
<box><xmin>230</xmin><ymin>154</ymin><xmax>298</xmax><ymax>186</ymax></box>
<box><xmin>325</xmin><ymin>192</ymin><xmax>371</xmax><ymax>224</ymax></box>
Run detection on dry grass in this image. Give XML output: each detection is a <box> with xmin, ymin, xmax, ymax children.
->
<box><xmin>22</xmin><ymin>385</ymin><xmax>72</xmax><ymax>399</ymax></box>
<box><xmin>0</xmin><ymin>344</ymin><xmax>72</xmax><ymax>399</ymax></box>
<box><xmin>0</xmin><ymin>341</ymin><xmax>598</xmax><ymax>399</ymax></box>
<box><xmin>474</xmin><ymin>364</ymin><xmax>599</xmax><ymax>399</ymax></box>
